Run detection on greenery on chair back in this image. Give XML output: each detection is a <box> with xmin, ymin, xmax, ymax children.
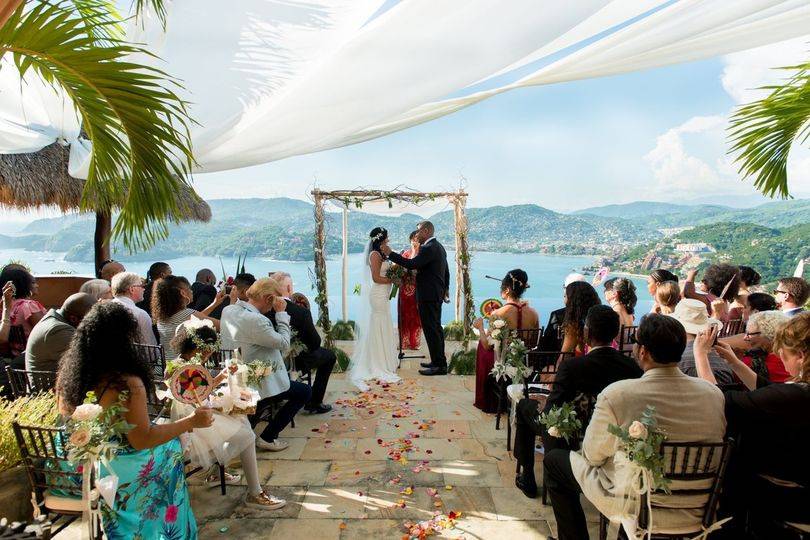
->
<box><xmin>0</xmin><ymin>0</ymin><xmax>195</xmax><ymax>250</ymax></box>
<box><xmin>0</xmin><ymin>392</ymin><xmax>58</xmax><ymax>473</ymax></box>
<box><xmin>448</xmin><ymin>347</ymin><xmax>476</xmax><ymax>376</ymax></box>
<box><xmin>443</xmin><ymin>320</ymin><xmax>466</xmax><ymax>341</ymax></box>
<box><xmin>330</xmin><ymin>320</ymin><xmax>356</xmax><ymax>341</ymax></box>
<box><xmin>729</xmin><ymin>58</ymin><xmax>810</xmax><ymax>199</ymax></box>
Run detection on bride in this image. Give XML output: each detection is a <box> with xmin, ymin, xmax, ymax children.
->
<box><xmin>348</xmin><ymin>227</ymin><xmax>401</xmax><ymax>391</ymax></box>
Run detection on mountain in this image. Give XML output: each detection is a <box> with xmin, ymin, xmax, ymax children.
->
<box><xmin>1</xmin><ymin>198</ymin><xmax>662</xmax><ymax>262</ymax></box>
<box><xmin>572</xmin><ymin>202</ymin><xmax>730</xmax><ymax>219</ymax></box>
<box><xmin>575</xmin><ymin>198</ymin><xmax>810</xmax><ymax>229</ymax></box>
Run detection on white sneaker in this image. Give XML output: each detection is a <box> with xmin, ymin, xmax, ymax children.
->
<box><xmin>256</xmin><ymin>438</ymin><xmax>290</xmax><ymax>452</ymax></box>
<box><xmin>245</xmin><ymin>491</ymin><xmax>286</xmax><ymax>510</ymax></box>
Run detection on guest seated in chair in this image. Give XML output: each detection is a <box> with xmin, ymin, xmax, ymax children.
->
<box><xmin>693</xmin><ymin>314</ymin><xmax>810</xmax><ymax>533</ymax></box>
<box><xmin>544</xmin><ymin>314</ymin><xmax>725</xmax><ymax>540</ymax></box>
<box><xmin>473</xmin><ymin>269</ymin><xmax>539</xmax><ymax>413</ymax></box>
<box><xmin>221</xmin><ymin>277</ymin><xmax>312</xmax><ymax>452</ymax></box>
<box><xmin>513</xmin><ymin>305</ymin><xmax>642</xmax><ymax>498</ymax></box>
<box><xmin>668</xmin><ymin>298</ymin><xmax>735</xmax><ymax>386</ymax></box>
<box><xmin>540</xmin><ymin>273</ymin><xmax>585</xmax><ymax>351</ymax></box>
<box><xmin>56</xmin><ymin>302</ymin><xmax>209</xmax><ymax>537</ymax></box>
<box><xmin>559</xmin><ymin>281</ymin><xmax>601</xmax><ymax>357</ymax></box>
<box><xmin>738</xmin><ymin>310</ymin><xmax>790</xmax><ymax>383</ymax></box>
<box><xmin>25</xmin><ymin>292</ymin><xmax>96</xmax><ymax>373</ymax></box>
<box><xmin>167</xmin><ymin>322</ymin><xmax>286</xmax><ymax>510</ymax></box>
<box><xmin>267</xmin><ymin>272</ymin><xmax>335</xmax><ymax>414</ymax></box>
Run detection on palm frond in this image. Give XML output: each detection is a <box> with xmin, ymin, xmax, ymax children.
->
<box><xmin>0</xmin><ymin>1</ymin><xmax>195</xmax><ymax>250</ymax></box>
<box><xmin>132</xmin><ymin>0</ymin><xmax>167</xmax><ymax>27</ymax></box>
<box><xmin>63</xmin><ymin>0</ymin><xmax>124</xmax><ymax>44</ymax></box>
<box><xmin>727</xmin><ymin>59</ymin><xmax>810</xmax><ymax>199</ymax></box>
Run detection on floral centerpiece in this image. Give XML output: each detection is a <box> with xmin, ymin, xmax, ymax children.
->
<box><xmin>538</xmin><ymin>402</ymin><xmax>582</xmax><ymax>443</ymax></box>
<box><xmin>245</xmin><ymin>359</ymin><xmax>277</xmax><ymax>388</ymax></box>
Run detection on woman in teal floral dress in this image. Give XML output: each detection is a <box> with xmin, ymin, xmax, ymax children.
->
<box><xmin>57</xmin><ymin>302</ymin><xmax>213</xmax><ymax>539</ymax></box>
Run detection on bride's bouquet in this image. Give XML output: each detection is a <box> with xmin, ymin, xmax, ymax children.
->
<box><xmin>386</xmin><ymin>263</ymin><xmax>409</xmax><ymax>299</ymax></box>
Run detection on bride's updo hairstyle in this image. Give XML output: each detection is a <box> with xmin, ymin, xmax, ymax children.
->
<box><xmin>369</xmin><ymin>227</ymin><xmax>388</xmax><ymax>254</ymax></box>
<box><xmin>502</xmin><ymin>269</ymin><xmax>529</xmax><ymax>299</ymax></box>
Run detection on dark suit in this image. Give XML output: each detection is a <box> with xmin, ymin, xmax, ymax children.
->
<box><xmin>268</xmin><ymin>299</ymin><xmax>335</xmax><ymax>406</ymax></box>
<box><xmin>513</xmin><ymin>346</ymin><xmax>642</xmax><ymax>478</ymax></box>
<box><xmin>540</xmin><ymin>307</ymin><xmax>565</xmax><ymax>351</ymax></box>
<box><xmin>388</xmin><ymin>238</ymin><xmax>450</xmax><ymax>369</ymax></box>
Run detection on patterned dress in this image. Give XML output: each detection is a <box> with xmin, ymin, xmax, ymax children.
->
<box><xmin>100</xmin><ymin>439</ymin><xmax>197</xmax><ymax>540</ymax></box>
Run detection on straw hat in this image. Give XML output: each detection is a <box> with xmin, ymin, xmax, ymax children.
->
<box><xmin>668</xmin><ymin>298</ymin><xmax>721</xmax><ymax>335</ymax></box>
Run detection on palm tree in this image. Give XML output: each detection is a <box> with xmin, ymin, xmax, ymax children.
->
<box><xmin>0</xmin><ymin>0</ymin><xmax>193</xmax><ymax>250</ymax></box>
<box><xmin>728</xmin><ymin>59</ymin><xmax>810</xmax><ymax>199</ymax></box>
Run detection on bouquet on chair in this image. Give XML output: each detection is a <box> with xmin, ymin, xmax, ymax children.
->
<box><xmin>245</xmin><ymin>359</ymin><xmax>277</xmax><ymax>388</ymax></box>
<box><xmin>65</xmin><ymin>391</ymin><xmax>133</xmax><ymax>465</ymax></box>
<box><xmin>538</xmin><ymin>402</ymin><xmax>582</xmax><ymax>443</ymax></box>
<box><xmin>490</xmin><ymin>334</ymin><xmax>531</xmax><ymax>384</ymax></box>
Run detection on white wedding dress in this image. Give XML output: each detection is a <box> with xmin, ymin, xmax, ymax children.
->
<box><xmin>348</xmin><ymin>252</ymin><xmax>401</xmax><ymax>391</ymax></box>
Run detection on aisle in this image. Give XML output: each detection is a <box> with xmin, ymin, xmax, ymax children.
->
<box><xmin>192</xmin><ymin>354</ymin><xmax>603</xmax><ymax>539</ymax></box>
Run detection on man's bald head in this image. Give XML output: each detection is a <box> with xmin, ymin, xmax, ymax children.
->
<box><xmin>61</xmin><ymin>292</ymin><xmax>97</xmax><ymax>327</ymax></box>
<box><xmin>196</xmin><ymin>268</ymin><xmax>216</xmax><ymax>285</ymax></box>
<box><xmin>100</xmin><ymin>261</ymin><xmax>126</xmax><ymax>282</ymax></box>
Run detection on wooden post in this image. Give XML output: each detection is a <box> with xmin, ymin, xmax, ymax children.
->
<box><xmin>341</xmin><ymin>205</ymin><xmax>349</xmax><ymax>321</ymax></box>
<box><xmin>312</xmin><ymin>191</ymin><xmax>332</xmax><ymax>346</ymax></box>
<box><xmin>453</xmin><ymin>198</ymin><xmax>463</xmax><ymax>321</ymax></box>
<box><xmin>94</xmin><ymin>210</ymin><xmax>111</xmax><ymax>278</ymax></box>
<box><xmin>454</xmin><ymin>194</ymin><xmax>474</xmax><ymax>336</ymax></box>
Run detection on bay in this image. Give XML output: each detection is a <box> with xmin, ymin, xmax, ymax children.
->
<box><xmin>2</xmin><ymin>248</ymin><xmax>653</xmax><ymax>324</ymax></box>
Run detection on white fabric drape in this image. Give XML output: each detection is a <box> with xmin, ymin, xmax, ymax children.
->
<box><xmin>1</xmin><ymin>0</ymin><xmax>809</xmax><ymax>178</ymax></box>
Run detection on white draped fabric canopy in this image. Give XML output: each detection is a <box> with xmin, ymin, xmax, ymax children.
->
<box><xmin>1</xmin><ymin>0</ymin><xmax>809</xmax><ymax>177</ymax></box>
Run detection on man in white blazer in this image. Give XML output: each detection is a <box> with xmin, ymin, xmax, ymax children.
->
<box><xmin>543</xmin><ymin>314</ymin><xmax>726</xmax><ymax>540</ymax></box>
<box><xmin>221</xmin><ymin>277</ymin><xmax>312</xmax><ymax>452</ymax></box>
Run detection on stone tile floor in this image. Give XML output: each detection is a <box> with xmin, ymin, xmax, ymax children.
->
<box><xmin>63</xmin><ymin>352</ymin><xmax>613</xmax><ymax>539</ymax></box>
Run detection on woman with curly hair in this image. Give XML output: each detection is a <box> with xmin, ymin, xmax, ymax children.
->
<box><xmin>152</xmin><ymin>275</ymin><xmax>227</xmax><ymax>358</ymax></box>
<box><xmin>56</xmin><ymin>302</ymin><xmax>211</xmax><ymax>538</ymax></box>
<box><xmin>693</xmin><ymin>312</ymin><xmax>810</xmax><ymax>532</ymax></box>
<box><xmin>167</xmin><ymin>322</ymin><xmax>286</xmax><ymax>510</ymax></box>
<box><xmin>603</xmin><ymin>277</ymin><xmax>637</xmax><ymax>329</ymax></box>
<box><xmin>739</xmin><ymin>310</ymin><xmax>790</xmax><ymax>383</ymax></box>
<box><xmin>560</xmin><ymin>281</ymin><xmax>601</xmax><ymax>356</ymax></box>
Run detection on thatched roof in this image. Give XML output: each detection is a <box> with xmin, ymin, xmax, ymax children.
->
<box><xmin>0</xmin><ymin>142</ymin><xmax>211</xmax><ymax>222</ymax></box>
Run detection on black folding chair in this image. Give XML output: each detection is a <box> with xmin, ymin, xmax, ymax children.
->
<box><xmin>618</xmin><ymin>325</ymin><xmax>638</xmax><ymax>351</ymax></box>
<box><xmin>514</xmin><ymin>327</ymin><xmax>543</xmax><ymax>351</ymax></box>
<box><xmin>598</xmin><ymin>439</ymin><xmax>735</xmax><ymax>540</ymax></box>
<box><xmin>0</xmin><ymin>518</ymin><xmax>52</xmax><ymax>539</ymax></box>
<box><xmin>8</xmin><ymin>324</ymin><xmax>27</xmax><ymax>354</ymax></box>
<box><xmin>134</xmin><ymin>343</ymin><xmax>166</xmax><ymax>382</ymax></box>
<box><xmin>720</xmin><ymin>319</ymin><xmax>744</xmax><ymax>338</ymax></box>
<box><xmin>5</xmin><ymin>367</ymin><xmax>57</xmax><ymax>398</ymax></box>
<box><xmin>13</xmin><ymin>423</ymin><xmax>99</xmax><ymax>538</ymax></box>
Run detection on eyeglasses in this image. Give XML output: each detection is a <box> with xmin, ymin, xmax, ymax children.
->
<box><xmin>744</xmin><ymin>331</ymin><xmax>761</xmax><ymax>338</ymax></box>
<box><xmin>772</xmin><ymin>289</ymin><xmax>789</xmax><ymax>295</ymax></box>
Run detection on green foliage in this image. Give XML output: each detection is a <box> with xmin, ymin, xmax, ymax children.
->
<box><xmin>330</xmin><ymin>320</ymin><xmax>356</xmax><ymax>341</ymax></box>
<box><xmin>0</xmin><ymin>1</ymin><xmax>195</xmax><ymax>250</ymax></box>
<box><xmin>729</xmin><ymin>59</ymin><xmax>810</xmax><ymax>198</ymax></box>
<box><xmin>0</xmin><ymin>392</ymin><xmax>59</xmax><ymax>473</ymax></box>
<box><xmin>607</xmin><ymin>405</ymin><xmax>670</xmax><ymax>493</ymax></box>
<box><xmin>448</xmin><ymin>347</ymin><xmax>476</xmax><ymax>375</ymax></box>
<box><xmin>443</xmin><ymin>320</ymin><xmax>466</xmax><ymax>341</ymax></box>
<box><xmin>331</xmin><ymin>347</ymin><xmax>350</xmax><ymax>372</ymax></box>
<box><xmin>538</xmin><ymin>402</ymin><xmax>582</xmax><ymax>443</ymax></box>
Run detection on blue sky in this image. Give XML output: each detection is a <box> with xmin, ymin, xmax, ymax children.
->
<box><xmin>189</xmin><ymin>36</ymin><xmax>809</xmax><ymax>212</ymax></box>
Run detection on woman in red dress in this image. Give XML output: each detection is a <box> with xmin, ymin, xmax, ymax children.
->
<box><xmin>397</xmin><ymin>231</ymin><xmax>422</xmax><ymax>350</ymax></box>
<box><xmin>473</xmin><ymin>269</ymin><xmax>540</xmax><ymax>413</ymax></box>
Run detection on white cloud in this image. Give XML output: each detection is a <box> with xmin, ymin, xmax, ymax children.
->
<box><xmin>643</xmin><ymin>36</ymin><xmax>810</xmax><ymax>199</ymax></box>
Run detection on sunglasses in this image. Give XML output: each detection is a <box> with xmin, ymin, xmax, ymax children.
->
<box><xmin>772</xmin><ymin>289</ymin><xmax>789</xmax><ymax>295</ymax></box>
<box><xmin>744</xmin><ymin>331</ymin><xmax>762</xmax><ymax>338</ymax></box>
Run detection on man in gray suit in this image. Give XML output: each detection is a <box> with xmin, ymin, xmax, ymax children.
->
<box><xmin>25</xmin><ymin>293</ymin><xmax>96</xmax><ymax>372</ymax></box>
<box><xmin>544</xmin><ymin>314</ymin><xmax>726</xmax><ymax>540</ymax></box>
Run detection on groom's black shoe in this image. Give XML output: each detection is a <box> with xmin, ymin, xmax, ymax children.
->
<box><xmin>419</xmin><ymin>366</ymin><xmax>447</xmax><ymax>376</ymax></box>
<box><xmin>419</xmin><ymin>362</ymin><xmax>434</xmax><ymax>368</ymax></box>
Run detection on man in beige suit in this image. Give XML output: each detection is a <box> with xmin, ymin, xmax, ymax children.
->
<box><xmin>544</xmin><ymin>314</ymin><xmax>726</xmax><ymax>540</ymax></box>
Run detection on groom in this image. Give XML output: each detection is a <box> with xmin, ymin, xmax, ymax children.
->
<box><xmin>384</xmin><ymin>221</ymin><xmax>450</xmax><ymax>376</ymax></box>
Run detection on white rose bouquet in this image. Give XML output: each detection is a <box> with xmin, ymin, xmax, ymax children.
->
<box><xmin>245</xmin><ymin>359</ymin><xmax>277</xmax><ymax>388</ymax></box>
<box><xmin>608</xmin><ymin>405</ymin><xmax>669</xmax><ymax>493</ymax></box>
<box><xmin>490</xmin><ymin>335</ymin><xmax>531</xmax><ymax>384</ymax></box>
<box><xmin>538</xmin><ymin>402</ymin><xmax>582</xmax><ymax>443</ymax></box>
<box><xmin>65</xmin><ymin>391</ymin><xmax>133</xmax><ymax>464</ymax></box>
